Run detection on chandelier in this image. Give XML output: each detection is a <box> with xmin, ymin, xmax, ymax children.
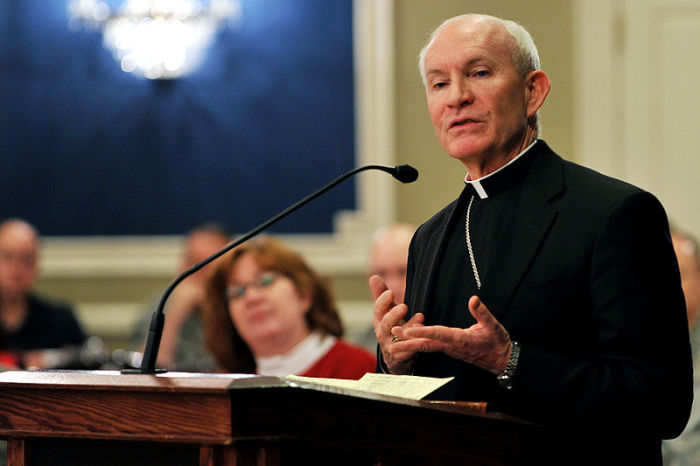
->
<box><xmin>67</xmin><ymin>0</ymin><xmax>240</xmax><ymax>80</ymax></box>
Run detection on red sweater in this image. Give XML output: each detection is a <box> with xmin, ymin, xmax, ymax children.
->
<box><xmin>300</xmin><ymin>339</ymin><xmax>376</xmax><ymax>380</ymax></box>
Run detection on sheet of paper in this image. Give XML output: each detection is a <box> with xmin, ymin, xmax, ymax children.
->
<box><xmin>286</xmin><ymin>372</ymin><xmax>454</xmax><ymax>400</ymax></box>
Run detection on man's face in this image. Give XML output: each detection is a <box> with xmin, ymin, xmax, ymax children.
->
<box><xmin>181</xmin><ymin>231</ymin><xmax>229</xmax><ymax>283</ymax></box>
<box><xmin>423</xmin><ymin>18</ymin><xmax>532</xmax><ymax>167</ymax></box>
<box><xmin>370</xmin><ymin>231</ymin><xmax>411</xmax><ymax>304</ymax></box>
<box><xmin>0</xmin><ymin>223</ymin><xmax>39</xmax><ymax>297</ymax></box>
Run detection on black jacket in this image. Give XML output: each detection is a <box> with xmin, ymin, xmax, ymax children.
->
<box><xmin>402</xmin><ymin>140</ymin><xmax>692</xmax><ymax>463</ymax></box>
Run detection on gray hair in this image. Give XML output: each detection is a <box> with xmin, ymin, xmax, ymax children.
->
<box><xmin>418</xmin><ymin>14</ymin><xmax>541</xmax><ymax>85</ymax></box>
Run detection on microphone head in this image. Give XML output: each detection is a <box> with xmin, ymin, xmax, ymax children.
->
<box><xmin>393</xmin><ymin>165</ymin><xmax>419</xmax><ymax>183</ymax></box>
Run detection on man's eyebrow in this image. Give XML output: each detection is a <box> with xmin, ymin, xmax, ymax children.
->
<box><xmin>426</xmin><ymin>57</ymin><xmax>491</xmax><ymax>78</ymax></box>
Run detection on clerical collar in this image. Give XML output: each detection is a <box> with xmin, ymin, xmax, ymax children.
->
<box><xmin>463</xmin><ymin>139</ymin><xmax>538</xmax><ymax>199</ymax></box>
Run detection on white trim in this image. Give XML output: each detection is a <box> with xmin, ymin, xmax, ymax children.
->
<box><xmin>40</xmin><ymin>0</ymin><xmax>396</xmax><ymax>279</ymax></box>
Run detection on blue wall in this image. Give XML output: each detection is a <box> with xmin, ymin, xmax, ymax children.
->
<box><xmin>0</xmin><ymin>0</ymin><xmax>356</xmax><ymax>236</ymax></box>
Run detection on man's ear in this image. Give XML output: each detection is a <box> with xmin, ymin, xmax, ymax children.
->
<box><xmin>525</xmin><ymin>70</ymin><xmax>551</xmax><ymax>117</ymax></box>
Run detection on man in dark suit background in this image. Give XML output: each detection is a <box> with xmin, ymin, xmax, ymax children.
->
<box><xmin>370</xmin><ymin>13</ymin><xmax>692</xmax><ymax>463</ymax></box>
<box><xmin>0</xmin><ymin>218</ymin><xmax>87</xmax><ymax>369</ymax></box>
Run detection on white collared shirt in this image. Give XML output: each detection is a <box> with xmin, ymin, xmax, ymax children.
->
<box><xmin>255</xmin><ymin>331</ymin><xmax>336</xmax><ymax>376</ymax></box>
<box><xmin>464</xmin><ymin>139</ymin><xmax>538</xmax><ymax>199</ymax></box>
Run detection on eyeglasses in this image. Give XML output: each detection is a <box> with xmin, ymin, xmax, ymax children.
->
<box><xmin>0</xmin><ymin>250</ymin><xmax>36</xmax><ymax>268</ymax></box>
<box><xmin>226</xmin><ymin>272</ymin><xmax>280</xmax><ymax>301</ymax></box>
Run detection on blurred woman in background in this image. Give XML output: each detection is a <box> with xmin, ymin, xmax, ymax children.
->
<box><xmin>202</xmin><ymin>237</ymin><xmax>375</xmax><ymax>379</ymax></box>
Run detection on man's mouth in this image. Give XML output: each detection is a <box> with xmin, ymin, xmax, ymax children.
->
<box><xmin>451</xmin><ymin>119</ymin><xmax>478</xmax><ymax>128</ymax></box>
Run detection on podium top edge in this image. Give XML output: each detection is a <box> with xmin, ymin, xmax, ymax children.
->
<box><xmin>0</xmin><ymin>370</ymin><xmax>277</xmax><ymax>392</ymax></box>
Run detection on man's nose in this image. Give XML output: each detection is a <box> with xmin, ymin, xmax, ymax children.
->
<box><xmin>446</xmin><ymin>78</ymin><xmax>472</xmax><ymax>108</ymax></box>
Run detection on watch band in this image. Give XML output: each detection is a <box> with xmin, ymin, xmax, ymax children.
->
<box><xmin>496</xmin><ymin>341</ymin><xmax>520</xmax><ymax>390</ymax></box>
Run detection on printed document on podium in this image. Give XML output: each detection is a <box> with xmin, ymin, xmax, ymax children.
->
<box><xmin>286</xmin><ymin>372</ymin><xmax>454</xmax><ymax>400</ymax></box>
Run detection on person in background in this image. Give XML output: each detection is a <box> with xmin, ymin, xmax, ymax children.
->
<box><xmin>351</xmin><ymin>224</ymin><xmax>414</xmax><ymax>351</ymax></box>
<box><xmin>131</xmin><ymin>222</ymin><xmax>230</xmax><ymax>371</ymax></box>
<box><xmin>664</xmin><ymin>229</ymin><xmax>700</xmax><ymax>465</ymax></box>
<box><xmin>0</xmin><ymin>218</ymin><xmax>86</xmax><ymax>369</ymax></box>
<box><xmin>202</xmin><ymin>236</ymin><xmax>375</xmax><ymax>379</ymax></box>
<box><xmin>369</xmin><ymin>224</ymin><xmax>414</xmax><ymax>306</ymax></box>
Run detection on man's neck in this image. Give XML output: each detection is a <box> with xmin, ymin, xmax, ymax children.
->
<box><xmin>0</xmin><ymin>293</ymin><xmax>29</xmax><ymax>332</ymax></box>
<box><xmin>464</xmin><ymin>131</ymin><xmax>538</xmax><ymax>180</ymax></box>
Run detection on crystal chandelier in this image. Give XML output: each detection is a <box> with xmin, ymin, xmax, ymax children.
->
<box><xmin>68</xmin><ymin>0</ymin><xmax>240</xmax><ymax>80</ymax></box>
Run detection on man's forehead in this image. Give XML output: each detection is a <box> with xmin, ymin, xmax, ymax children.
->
<box><xmin>425</xmin><ymin>18</ymin><xmax>511</xmax><ymax>65</ymax></box>
<box><xmin>0</xmin><ymin>226</ymin><xmax>38</xmax><ymax>248</ymax></box>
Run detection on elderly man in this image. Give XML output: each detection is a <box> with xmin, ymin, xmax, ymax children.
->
<box><xmin>370</xmin><ymin>13</ymin><xmax>691</xmax><ymax>462</ymax></box>
<box><xmin>352</xmin><ymin>224</ymin><xmax>414</xmax><ymax>351</ymax></box>
<box><xmin>0</xmin><ymin>219</ymin><xmax>86</xmax><ymax>368</ymax></box>
<box><xmin>369</xmin><ymin>224</ymin><xmax>414</xmax><ymax>305</ymax></box>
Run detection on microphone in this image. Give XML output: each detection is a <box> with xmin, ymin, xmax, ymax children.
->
<box><xmin>124</xmin><ymin>164</ymin><xmax>419</xmax><ymax>374</ymax></box>
<box><xmin>389</xmin><ymin>164</ymin><xmax>419</xmax><ymax>183</ymax></box>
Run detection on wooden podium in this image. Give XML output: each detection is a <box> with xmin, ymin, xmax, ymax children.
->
<box><xmin>0</xmin><ymin>370</ymin><xmax>540</xmax><ymax>465</ymax></box>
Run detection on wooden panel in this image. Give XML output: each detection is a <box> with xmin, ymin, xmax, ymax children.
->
<box><xmin>0</xmin><ymin>371</ymin><xmax>540</xmax><ymax>465</ymax></box>
<box><xmin>229</xmin><ymin>385</ymin><xmax>538</xmax><ymax>465</ymax></box>
<box><xmin>0</xmin><ymin>371</ymin><xmax>237</xmax><ymax>443</ymax></box>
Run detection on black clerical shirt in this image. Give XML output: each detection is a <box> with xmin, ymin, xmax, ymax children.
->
<box><xmin>417</xmin><ymin>145</ymin><xmax>536</xmax><ymax>401</ymax></box>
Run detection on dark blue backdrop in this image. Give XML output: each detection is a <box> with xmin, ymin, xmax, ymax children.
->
<box><xmin>0</xmin><ymin>0</ymin><xmax>356</xmax><ymax>236</ymax></box>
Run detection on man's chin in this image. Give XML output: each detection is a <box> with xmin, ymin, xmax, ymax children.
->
<box><xmin>448</xmin><ymin>149</ymin><xmax>482</xmax><ymax>165</ymax></box>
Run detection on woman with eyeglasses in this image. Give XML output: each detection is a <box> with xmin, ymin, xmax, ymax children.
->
<box><xmin>202</xmin><ymin>236</ymin><xmax>376</xmax><ymax>379</ymax></box>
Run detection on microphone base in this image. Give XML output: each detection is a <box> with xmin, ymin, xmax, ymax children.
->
<box><xmin>120</xmin><ymin>368</ymin><xmax>168</xmax><ymax>375</ymax></box>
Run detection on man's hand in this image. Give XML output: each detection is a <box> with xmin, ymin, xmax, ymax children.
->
<box><xmin>393</xmin><ymin>295</ymin><xmax>512</xmax><ymax>375</ymax></box>
<box><xmin>157</xmin><ymin>279</ymin><xmax>206</xmax><ymax>367</ymax></box>
<box><xmin>369</xmin><ymin>275</ymin><xmax>425</xmax><ymax>374</ymax></box>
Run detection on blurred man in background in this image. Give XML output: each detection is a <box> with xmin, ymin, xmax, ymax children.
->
<box><xmin>0</xmin><ymin>218</ymin><xmax>86</xmax><ymax>369</ymax></box>
<box><xmin>352</xmin><ymin>224</ymin><xmax>414</xmax><ymax>351</ymax></box>
<box><xmin>131</xmin><ymin>222</ymin><xmax>230</xmax><ymax>371</ymax></box>
<box><xmin>369</xmin><ymin>224</ymin><xmax>414</xmax><ymax>306</ymax></box>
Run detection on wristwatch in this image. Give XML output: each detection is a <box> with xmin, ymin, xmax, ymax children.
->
<box><xmin>496</xmin><ymin>341</ymin><xmax>520</xmax><ymax>390</ymax></box>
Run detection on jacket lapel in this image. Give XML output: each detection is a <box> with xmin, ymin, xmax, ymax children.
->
<box><xmin>478</xmin><ymin>143</ymin><xmax>564</xmax><ymax>321</ymax></box>
<box><xmin>412</xmin><ymin>194</ymin><xmax>465</xmax><ymax>319</ymax></box>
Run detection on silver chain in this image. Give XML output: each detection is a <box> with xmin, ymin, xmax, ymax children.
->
<box><xmin>465</xmin><ymin>195</ymin><xmax>481</xmax><ymax>290</ymax></box>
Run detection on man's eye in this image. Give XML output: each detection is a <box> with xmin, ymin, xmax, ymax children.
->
<box><xmin>473</xmin><ymin>69</ymin><xmax>490</xmax><ymax>77</ymax></box>
<box><xmin>432</xmin><ymin>82</ymin><xmax>447</xmax><ymax>90</ymax></box>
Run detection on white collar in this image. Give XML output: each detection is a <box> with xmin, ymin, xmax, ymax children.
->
<box><xmin>464</xmin><ymin>140</ymin><xmax>538</xmax><ymax>199</ymax></box>
<box><xmin>255</xmin><ymin>331</ymin><xmax>336</xmax><ymax>376</ymax></box>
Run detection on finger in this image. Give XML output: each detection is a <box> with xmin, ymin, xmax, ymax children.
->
<box><xmin>372</xmin><ymin>289</ymin><xmax>395</xmax><ymax>326</ymax></box>
<box><xmin>388</xmin><ymin>337</ymin><xmax>449</xmax><ymax>355</ymax></box>
<box><xmin>405</xmin><ymin>312</ymin><xmax>425</xmax><ymax>328</ymax></box>
<box><xmin>369</xmin><ymin>275</ymin><xmax>389</xmax><ymax>299</ymax></box>
<box><xmin>468</xmin><ymin>295</ymin><xmax>496</xmax><ymax>326</ymax></box>
<box><xmin>387</xmin><ymin>312</ymin><xmax>423</xmax><ymax>342</ymax></box>
<box><xmin>382</xmin><ymin>303</ymin><xmax>408</xmax><ymax>333</ymax></box>
<box><xmin>402</xmin><ymin>324</ymin><xmax>455</xmax><ymax>343</ymax></box>
<box><xmin>375</xmin><ymin>304</ymin><xmax>408</xmax><ymax>344</ymax></box>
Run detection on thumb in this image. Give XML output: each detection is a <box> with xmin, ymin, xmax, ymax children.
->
<box><xmin>369</xmin><ymin>274</ymin><xmax>389</xmax><ymax>300</ymax></box>
<box><xmin>468</xmin><ymin>295</ymin><xmax>494</xmax><ymax>324</ymax></box>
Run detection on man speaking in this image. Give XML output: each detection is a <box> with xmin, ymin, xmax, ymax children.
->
<box><xmin>370</xmin><ymin>13</ymin><xmax>692</xmax><ymax>463</ymax></box>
